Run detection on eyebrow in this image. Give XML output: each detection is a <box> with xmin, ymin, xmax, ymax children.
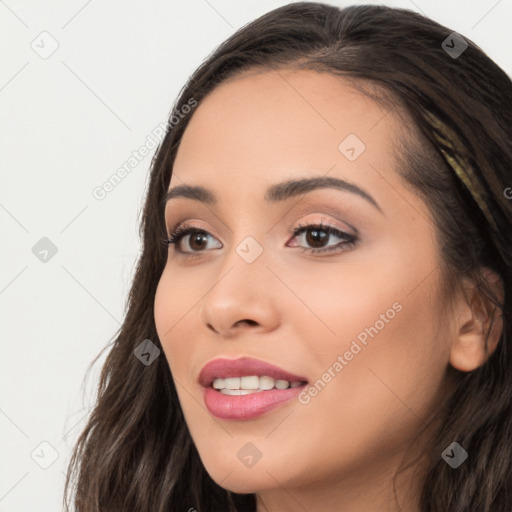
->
<box><xmin>162</xmin><ymin>176</ymin><xmax>382</xmax><ymax>213</ymax></box>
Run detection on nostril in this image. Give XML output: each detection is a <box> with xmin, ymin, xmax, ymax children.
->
<box><xmin>235</xmin><ymin>319</ymin><xmax>258</xmax><ymax>327</ymax></box>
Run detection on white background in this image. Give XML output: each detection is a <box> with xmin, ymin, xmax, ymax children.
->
<box><xmin>1</xmin><ymin>1</ymin><xmax>511</xmax><ymax>510</ymax></box>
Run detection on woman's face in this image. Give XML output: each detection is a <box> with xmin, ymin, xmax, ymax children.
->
<box><xmin>154</xmin><ymin>69</ymin><xmax>453</xmax><ymax>506</ymax></box>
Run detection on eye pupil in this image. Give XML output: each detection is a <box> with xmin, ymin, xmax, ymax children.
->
<box><xmin>190</xmin><ymin>232</ymin><xmax>208</xmax><ymax>251</ymax></box>
<box><xmin>306</xmin><ymin>229</ymin><xmax>328</xmax><ymax>248</ymax></box>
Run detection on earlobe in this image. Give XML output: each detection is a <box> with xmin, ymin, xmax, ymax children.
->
<box><xmin>449</xmin><ymin>269</ymin><xmax>504</xmax><ymax>373</ymax></box>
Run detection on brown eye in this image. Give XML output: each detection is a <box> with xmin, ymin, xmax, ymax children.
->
<box><xmin>290</xmin><ymin>223</ymin><xmax>357</xmax><ymax>254</ymax></box>
<box><xmin>188</xmin><ymin>232</ymin><xmax>209</xmax><ymax>251</ymax></box>
<box><xmin>305</xmin><ymin>228</ymin><xmax>329</xmax><ymax>248</ymax></box>
<box><xmin>167</xmin><ymin>227</ymin><xmax>222</xmax><ymax>254</ymax></box>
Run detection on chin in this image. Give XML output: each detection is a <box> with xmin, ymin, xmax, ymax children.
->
<box><xmin>204</xmin><ymin>461</ymin><xmax>282</xmax><ymax>494</ymax></box>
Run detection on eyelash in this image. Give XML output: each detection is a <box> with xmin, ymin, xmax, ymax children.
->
<box><xmin>164</xmin><ymin>221</ymin><xmax>357</xmax><ymax>256</ymax></box>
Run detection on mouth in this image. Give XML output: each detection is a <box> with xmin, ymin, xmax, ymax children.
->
<box><xmin>198</xmin><ymin>356</ymin><xmax>309</xmax><ymax>420</ymax></box>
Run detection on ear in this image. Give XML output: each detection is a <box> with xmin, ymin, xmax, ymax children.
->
<box><xmin>449</xmin><ymin>268</ymin><xmax>504</xmax><ymax>372</ymax></box>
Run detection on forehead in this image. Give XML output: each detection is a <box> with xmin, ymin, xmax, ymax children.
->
<box><xmin>170</xmin><ymin>69</ymin><xmax>404</xmax><ymax>198</ymax></box>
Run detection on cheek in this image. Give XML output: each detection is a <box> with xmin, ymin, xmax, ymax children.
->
<box><xmin>154</xmin><ymin>269</ymin><xmax>200</xmax><ymax>377</ymax></box>
<box><xmin>258</xmin><ymin>268</ymin><xmax>449</xmax><ymax>481</ymax></box>
<box><xmin>285</xmin><ymin>253</ymin><xmax>449</xmax><ymax>421</ymax></box>
<box><xmin>154</xmin><ymin>262</ymin><xmax>207</xmax><ymax>331</ymax></box>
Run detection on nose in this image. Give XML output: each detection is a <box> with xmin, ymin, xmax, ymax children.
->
<box><xmin>199</xmin><ymin>244</ymin><xmax>280</xmax><ymax>339</ymax></box>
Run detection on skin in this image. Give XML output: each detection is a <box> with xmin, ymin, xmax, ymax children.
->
<box><xmin>153</xmin><ymin>69</ymin><xmax>502</xmax><ymax>512</ymax></box>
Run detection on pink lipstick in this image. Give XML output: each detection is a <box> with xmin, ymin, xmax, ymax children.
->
<box><xmin>199</xmin><ymin>356</ymin><xmax>308</xmax><ymax>420</ymax></box>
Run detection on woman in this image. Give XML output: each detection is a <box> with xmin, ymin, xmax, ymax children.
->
<box><xmin>64</xmin><ymin>3</ymin><xmax>512</xmax><ymax>511</ymax></box>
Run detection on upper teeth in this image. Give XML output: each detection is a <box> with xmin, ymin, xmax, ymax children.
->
<box><xmin>212</xmin><ymin>375</ymin><xmax>303</xmax><ymax>393</ymax></box>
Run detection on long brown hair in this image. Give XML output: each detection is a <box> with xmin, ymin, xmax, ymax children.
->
<box><xmin>64</xmin><ymin>3</ymin><xmax>512</xmax><ymax>511</ymax></box>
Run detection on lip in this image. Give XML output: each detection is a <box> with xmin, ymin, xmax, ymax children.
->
<box><xmin>199</xmin><ymin>356</ymin><xmax>309</xmax><ymax>421</ymax></box>
<box><xmin>202</xmin><ymin>386</ymin><xmax>307</xmax><ymax>420</ymax></box>
<box><xmin>198</xmin><ymin>356</ymin><xmax>308</xmax><ymax>387</ymax></box>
